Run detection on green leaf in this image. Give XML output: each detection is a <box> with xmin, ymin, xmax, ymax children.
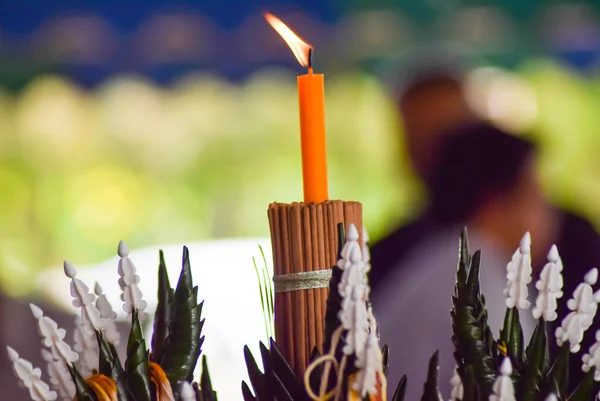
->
<box><xmin>520</xmin><ymin>319</ymin><xmax>549</xmax><ymax>401</ymax></box>
<box><xmin>546</xmin><ymin>343</ymin><xmax>570</xmax><ymax>398</ymax></box>
<box><xmin>462</xmin><ymin>365</ymin><xmax>479</xmax><ymax>401</ymax></box>
<box><xmin>336</xmin><ymin>222</ymin><xmax>345</xmax><ymax>258</ymax></box>
<box><xmin>420</xmin><ymin>350</ymin><xmax>443</xmax><ymax>401</ymax></box>
<box><xmin>243</xmin><ymin>345</ymin><xmax>269</xmax><ymax>401</ymax></box>
<box><xmin>451</xmin><ymin>244</ymin><xmax>497</xmax><ymax>398</ymax></box>
<box><xmin>499</xmin><ymin>307</ymin><xmax>524</xmax><ymax>367</ymax></box>
<box><xmin>150</xmin><ymin>250</ymin><xmax>173</xmax><ymax>364</ymax></box>
<box><xmin>269</xmin><ymin>339</ymin><xmax>306</xmax><ymax>398</ymax></box>
<box><xmin>568</xmin><ymin>370</ymin><xmax>596</xmax><ymax>401</ymax></box>
<box><xmin>456</xmin><ymin>227</ymin><xmax>470</xmax><ymax>292</ymax></box>
<box><xmin>125</xmin><ymin>310</ymin><xmax>152</xmax><ymax>401</ymax></box>
<box><xmin>199</xmin><ymin>355</ymin><xmax>218</xmax><ymax>401</ymax></box>
<box><xmin>392</xmin><ymin>375</ymin><xmax>407</xmax><ymax>401</ymax></box>
<box><xmin>253</xmin><ymin>256</ymin><xmax>270</xmax><ymax>342</ymax></box>
<box><xmin>161</xmin><ymin>246</ymin><xmax>204</xmax><ymax>387</ymax></box>
<box><xmin>95</xmin><ymin>330</ymin><xmax>128</xmax><ymax>400</ymax></box>
<box><xmin>68</xmin><ymin>364</ymin><xmax>98</xmax><ymax>401</ymax></box>
<box><xmin>241</xmin><ymin>381</ymin><xmax>257</xmax><ymax>401</ymax></box>
<box><xmin>381</xmin><ymin>345</ymin><xmax>390</xmax><ymax>377</ymax></box>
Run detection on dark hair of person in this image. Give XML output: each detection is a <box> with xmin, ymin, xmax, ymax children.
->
<box><xmin>398</xmin><ymin>63</ymin><xmax>464</xmax><ymax>106</ymax></box>
<box><xmin>428</xmin><ymin>122</ymin><xmax>536</xmax><ymax>224</ymax></box>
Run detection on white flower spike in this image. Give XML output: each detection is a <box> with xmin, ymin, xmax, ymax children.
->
<box><xmin>556</xmin><ymin>268</ymin><xmax>600</xmax><ymax>353</ymax></box>
<box><xmin>544</xmin><ymin>394</ymin><xmax>558</xmax><ymax>401</ymax></box>
<box><xmin>30</xmin><ymin>304</ymin><xmax>79</xmax><ymax>364</ymax></box>
<box><xmin>41</xmin><ymin>349</ymin><xmax>75</xmax><ymax>400</ymax></box>
<box><xmin>533</xmin><ymin>245</ymin><xmax>564</xmax><ymax>321</ymax></box>
<box><xmin>504</xmin><ymin>232</ymin><xmax>532</xmax><ymax>310</ymax></box>
<box><xmin>489</xmin><ymin>358</ymin><xmax>515</xmax><ymax>401</ymax></box>
<box><xmin>64</xmin><ymin>261</ymin><xmax>105</xmax><ymax>334</ymax></box>
<box><xmin>94</xmin><ymin>282</ymin><xmax>120</xmax><ymax>345</ymax></box>
<box><xmin>450</xmin><ymin>366</ymin><xmax>464</xmax><ymax>401</ymax></box>
<box><xmin>117</xmin><ymin>240</ymin><xmax>148</xmax><ymax>320</ymax></box>
<box><xmin>337</xmin><ymin>224</ymin><xmax>361</xmax><ymax>270</ymax></box>
<box><xmin>338</xmin><ymin>226</ymin><xmax>370</xmax><ymax>360</ymax></box>
<box><xmin>7</xmin><ymin>346</ymin><xmax>58</xmax><ymax>401</ymax></box>
<box><xmin>353</xmin><ymin>332</ymin><xmax>383</xmax><ymax>397</ymax></box>
<box><xmin>582</xmin><ymin>330</ymin><xmax>600</xmax><ymax>381</ymax></box>
<box><xmin>72</xmin><ymin>315</ymin><xmax>98</xmax><ymax>377</ymax></box>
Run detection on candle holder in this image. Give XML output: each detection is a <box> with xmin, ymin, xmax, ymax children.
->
<box><xmin>267</xmin><ymin>200</ymin><xmax>362</xmax><ymax>376</ymax></box>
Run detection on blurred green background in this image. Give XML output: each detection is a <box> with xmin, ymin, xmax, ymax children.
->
<box><xmin>2</xmin><ymin>1</ymin><xmax>600</xmax><ymax>295</ymax></box>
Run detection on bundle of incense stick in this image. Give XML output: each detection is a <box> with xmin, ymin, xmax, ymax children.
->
<box><xmin>267</xmin><ymin>200</ymin><xmax>363</xmax><ymax>376</ymax></box>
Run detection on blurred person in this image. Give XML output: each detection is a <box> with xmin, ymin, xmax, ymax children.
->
<box><xmin>373</xmin><ymin>123</ymin><xmax>555</xmax><ymax>400</ymax></box>
<box><xmin>369</xmin><ymin>65</ymin><xmax>477</xmax><ymax>292</ymax></box>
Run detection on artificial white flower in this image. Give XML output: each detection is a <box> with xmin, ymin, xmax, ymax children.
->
<box><xmin>94</xmin><ymin>282</ymin><xmax>120</xmax><ymax>345</ymax></box>
<box><xmin>7</xmin><ymin>346</ymin><xmax>58</xmax><ymax>401</ymax></box>
<box><xmin>532</xmin><ymin>245</ymin><xmax>564</xmax><ymax>321</ymax></box>
<box><xmin>582</xmin><ymin>330</ymin><xmax>600</xmax><ymax>381</ymax></box>
<box><xmin>117</xmin><ymin>241</ymin><xmax>148</xmax><ymax>320</ymax></box>
<box><xmin>489</xmin><ymin>358</ymin><xmax>515</xmax><ymax>401</ymax></box>
<box><xmin>338</xmin><ymin>240</ymin><xmax>369</xmax><ymax>359</ymax></box>
<box><xmin>30</xmin><ymin>304</ymin><xmax>79</xmax><ymax>364</ymax></box>
<box><xmin>555</xmin><ymin>268</ymin><xmax>600</xmax><ymax>353</ymax></box>
<box><xmin>72</xmin><ymin>314</ymin><xmax>97</xmax><ymax>377</ymax></box>
<box><xmin>41</xmin><ymin>349</ymin><xmax>75</xmax><ymax>401</ymax></box>
<box><xmin>353</xmin><ymin>332</ymin><xmax>382</xmax><ymax>397</ymax></box>
<box><xmin>338</xmin><ymin>224</ymin><xmax>361</xmax><ymax>271</ymax></box>
<box><xmin>63</xmin><ymin>261</ymin><xmax>105</xmax><ymax>334</ymax></box>
<box><xmin>180</xmin><ymin>381</ymin><xmax>196</xmax><ymax>401</ymax></box>
<box><xmin>504</xmin><ymin>232</ymin><xmax>532</xmax><ymax>310</ymax></box>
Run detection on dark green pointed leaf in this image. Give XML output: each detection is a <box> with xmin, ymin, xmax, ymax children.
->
<box><xmin>241</xmin><ymin>381</ymin><xmax>256</xmax><ymax>401</ymax></box>
<box><xmin>244</xmin><ymin>345</ymin><xmax>268</xmax><ymax>401</ymax></box>
<box><xmin>465</xmin><ymin>250</ymin><xmax>482</xmax><ymax>303</ymax></box>
<box><xmin>462</xmin><ymin>366</ymin><xmax>479</xmax><ymax>401</ymax></box>
<box><xmin>124</xmin><ymin>311</ymin><xmax>152</xmax><ymax>401</ymax></box>
<box><xmin>568</xmin><ymin>370</ymin><xmax>596</xmax><ymax>401</ymax></box>
<box><xmin>451</xmin><ymin>240</ymin><xmax>497</xmax><ymax>398</ymax></box>
<box><xmin>392</xmin><ymin>375</ymin><xmax>407</xmax><ymax>401</ymax></box>
<box><xmin>456</xmin><ymin>227</ymin><xmax>470</xmax><ymax>291</ymax></box>
<box><xmin>269</xmin><ymin>339</ymin><xmax>306</xmax><ymax>398</ymax></box>
<box><xmin>68</xmin><ymin>364</ymin><xmax>98</xmax><ymax>401</ymax></box>
<box><xmin>420</xmin><ymin>351</ymin><xmax>443</xmax><ymax>401</ymax></box>
<box><xmin>546</xmin><ymin>344</ymin><xmax>570</xmax><ymax>398</ymax></box>
<box><xmin>336</xmin><ymin>222</ymin><xmax>345</xmax><ymax>259</ymax></box>
<box><xmin>150</xmin><ymin>250</ymin><xmax>173</xmax><ymax>363</ymax></box>
<box><xmin>161</xmin><ymin>246</ymin><xmax>204</xmax><ymax>387</ymax></box>
<box><xmin>197</xmin><ymin>355</ymin><xmax>218</xmax><ymax>401</ymax></box>
<box><xmin>500</xmin><ymin>307</ymin><xmax>524</xmax><ymax>368</ymax></box>
<box><xmin>520</xmin><ymin>319</ymin><xmax>548</xmax><ymax>401</ymax></box>
<box><xmin>95</xmin><ymin>330</ymin><xmax>128</xmax><ymax>400</ymax></box>
<box><xmin>381</xmin><ymin>345</ymin><xmax>390</xmax><ymax>377</ymax></box>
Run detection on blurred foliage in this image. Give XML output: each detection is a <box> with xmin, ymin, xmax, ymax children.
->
<box><xmin>2</xmin><ymin>59</ymin><xmax>600</xmax><ymax>296</ymax></box>
<box><xmin>0</xmin><ymin>68</ymin><xmax>411</xmax><ymax>295</ymax></box>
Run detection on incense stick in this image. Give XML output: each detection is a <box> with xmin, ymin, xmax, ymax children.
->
<box><xmin>267</xmin><ymin>200</ymin><xmax>363</xmax><ymax>377</ymax></box>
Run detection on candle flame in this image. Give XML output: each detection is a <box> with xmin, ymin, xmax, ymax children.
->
<box><xmin>265</xmin><ymin>13</ymin><xmax>312</xmax><ymax>68</ymax></box>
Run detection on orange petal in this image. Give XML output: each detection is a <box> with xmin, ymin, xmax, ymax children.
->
<box><xmin>84</xmin><ymin>374</ymin><xmax>118</xmax><ymax>401</ymax></box>
<box><xmin>149</xmin><ymin>362</ymin><xmax>175</xmax><ymax>401</ymax></box>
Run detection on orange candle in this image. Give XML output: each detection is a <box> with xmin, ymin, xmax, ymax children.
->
<box><xmin>265</xmin><ymin>13</ymin><xmax>329</xmax><ymax>203</ymax></box>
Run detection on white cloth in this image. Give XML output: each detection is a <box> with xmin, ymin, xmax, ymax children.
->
<box><xmin>372</xmin><ymin>227</ymin><xmax>534</xmax><ymax>400</ymax></box>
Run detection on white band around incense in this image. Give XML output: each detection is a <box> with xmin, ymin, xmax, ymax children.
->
<box><xmin>273</xmin><ymin>270</ymin><xmax>332</xmax><ymax>293</ymax></box>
